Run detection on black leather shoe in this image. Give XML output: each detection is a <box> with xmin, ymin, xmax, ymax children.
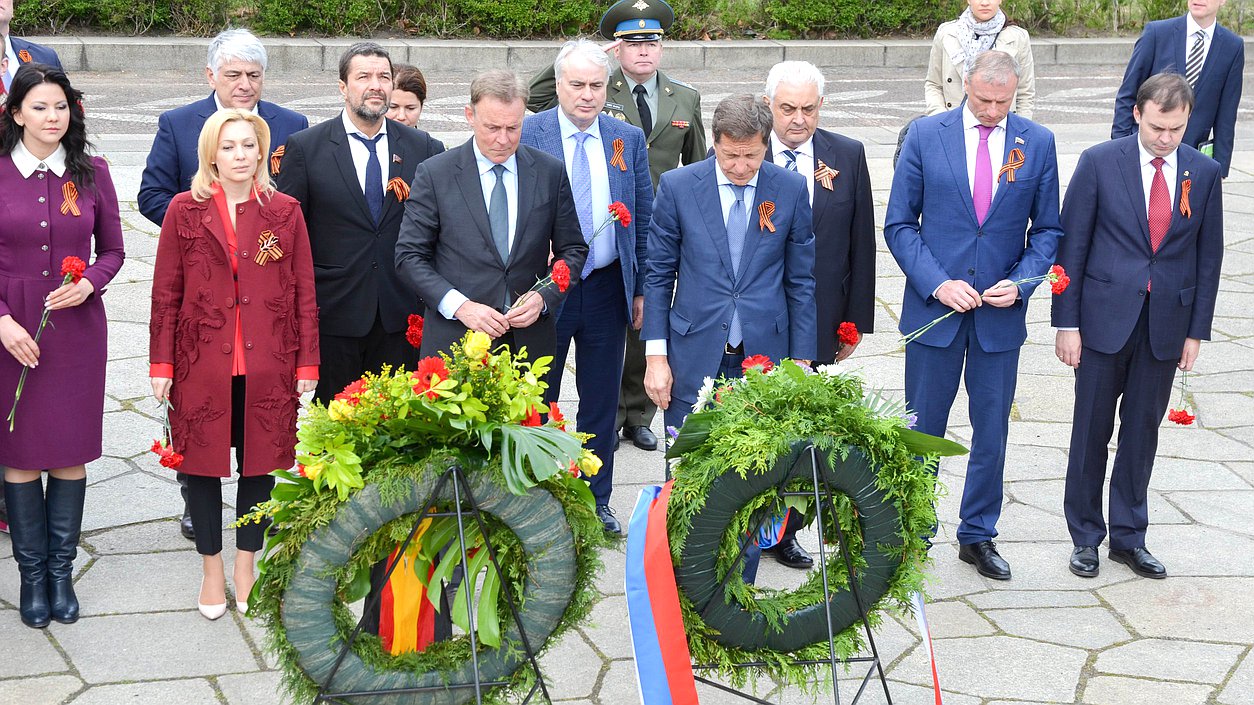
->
<box><xmin>1069</xmin><ymin>546</ymin><xmax>1099</xmax><ymax>578</ymax></box>
<box><xmin>769</xmin><ymin>536</ymin><xmax>813</xmax><ymax>569</ymax></box>
<box><xmin>1109</xmin><ymin>547</ymin><xmax>1166</xmax><ymax>579</ymax></box>
<box><xmin>623</xmin><ymin>425</ymin><xmax>658</xmax><ymax>451</ymax></box>
<box><xmin>596</xmin><ymin>504</ymin><xmax>623</xmax><ymax>536</ymax></box>
<box><xmin>958</xmin><ymin>541</ymin><xmax>1011</xmax><ymax>580</ymax></box>
<box><xmin>613</xmin><ymin>435</ymin><xmax>621</xmax><ymax>452</ymax></box>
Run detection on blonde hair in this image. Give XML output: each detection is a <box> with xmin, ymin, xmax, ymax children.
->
<box><xmin>191</xmin><ymin>109</ymin><xmax>274</xmax><ymax>202</ymax></box>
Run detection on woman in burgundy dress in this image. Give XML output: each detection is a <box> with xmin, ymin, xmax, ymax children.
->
<box><xmin>149</xmin><ymin>109</ymin><xmax>319</xmax><ymax>620</ymax></box>
<box><xmin>0</xmin><ymin>64</ymin><xmax>126</xmax><ymax>629</ymax></box>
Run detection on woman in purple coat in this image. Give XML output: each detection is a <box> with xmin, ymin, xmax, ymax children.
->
<box><xmin>0</xmin><ymin>64</ymin><xmax>126</xmax><ymax>629</ymax></box>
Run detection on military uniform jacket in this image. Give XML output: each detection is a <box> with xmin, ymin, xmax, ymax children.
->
<box><xmin>527</xmin><ymin>65</ymin><xmax>705</xmax><ymax>188</ymax></box>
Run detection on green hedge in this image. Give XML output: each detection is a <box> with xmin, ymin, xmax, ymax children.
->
<box><xmin>12</xmin><ymin>0</ymin><xmax>1252</xmax><ymax>38</ymax></box>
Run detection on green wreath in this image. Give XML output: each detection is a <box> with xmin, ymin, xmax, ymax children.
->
<box><xmin>664</xmin><ymin>359</ymin><xmax>966</xmax><ymax>690</ymax></box>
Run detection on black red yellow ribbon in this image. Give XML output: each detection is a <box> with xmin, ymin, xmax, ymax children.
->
<box><xmin>60</xmin><ymin>182</ymin><xmax>81</xmax><ymax>217</ymax></box>
<box><xmin>998</xmin><ymin>148</ymin><xmax>1025</xmax><ymax>183</ymax></box>
<box><xmin>269</xmin><ymin>145</ymin><xmax>285</xmax><ymax>174</ymax></box>
<box><xmin>1180</xmin><ymin>178</ymin><xmax>1192</xmax><ymax>218</ymax></box>
<box><xmin>814</xmin><ymin>160</ymin><xmax>839</xmax><ymax>191</ymax></box>
<box><xmin>610</xmin><ymin>138</ymin><xmax>627</xmax><ymax>172</ymax></box>
<box><xmin>386</xmin><ymin>177</ymin><xmax>410</xmax><ymax>202</ymax></box>
<box><xmin>758</xmin><ymin>201</ymin><xmax>776</xmax><ymax>233</ymax></box>
<box><xmin>254</xmin><ymin>230</ymin><xmax>284</xmax><ymax>265</ymax></box>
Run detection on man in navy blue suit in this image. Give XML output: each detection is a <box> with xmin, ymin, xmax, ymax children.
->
<box><xmin>886</xmin><ymin>50</ymin><xmax>1062</xmax><ymax>581</ymax></box>
<box><xmin>138</xmin><ymin>28</ymin><xmax>308</xmax><ymax>227</ymax></box>
<box><xmin>1111</xmin><ymin>0</ymin><xmax>1244</xmax><ymax>177</ymax></box>
<box><xmin>1056</xmin><ymin>73</ymin><xmax>1223</xmax><ymax>580</ymax></box>
<box><xmin>520</xmin><ymin>40</ymin><xmax>653</xmax><ymax>536</ymax></box>
<box><xmin>2</xmin><ymin>0</ymin><xmax>63</xmax><ymax>90</ymax></box>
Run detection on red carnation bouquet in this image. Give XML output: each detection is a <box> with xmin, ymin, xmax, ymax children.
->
<box><xmin>837</xmin><ymin>321</ymin><xmax>860</xmax><ymax>348</ymax></box>
<box><xmin>7</xmin><ymin>256</ymin><xmax>88</xmax><ymax>431</ymax></box>
<box><xmin>1167</xmin><ymin>371</ymin><xmax>1195</xmax><ymax>426</ymax></box>
<box><xmin>405</xmin><ymin>314</ymin><xmax>424</xmax><ymax>349</ymax></box>
<box><xmin>900</xmin><ymin>265</ymin><xmax>1070</xmax><ymax>347</ymax></box>
<box><xmin>149</xmin><ymin>398</ymin><xmax>184</xmax><ymax>469</ymax></box>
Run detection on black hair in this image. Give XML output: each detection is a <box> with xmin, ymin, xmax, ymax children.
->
<box><xmin>0</xmin><ymin>63</ymin><xmax>96</xmax><ymax>189</ymax></box>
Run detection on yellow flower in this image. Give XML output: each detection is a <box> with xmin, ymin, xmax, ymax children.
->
<box><xmin>464</xmin><ymin>331</ymin><xmax>492</xmax><ymax>360</ymax></box>
<box><xmin>327</xmin><ymin>399</ymin><xmax>355</xmax><ymax>422</ymax></box>
<box><xmin>577</xmin><ymin>449</ymin><xmax>603</xmax><ymax>477</ymax></box>
<box><xmin>303</xmin><ymin>462</ymin><xmax>324</xmax><ymax>480</ymax></box>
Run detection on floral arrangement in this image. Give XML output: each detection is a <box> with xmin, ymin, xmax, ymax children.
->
<box><xmin>664</xmin><ymin>359</ymin><xmax>965</xmax><ymax>690</ymax></box>
<box><xmin>241</xmin><ymin>331</ymin><xmax>610</xmax><ymax>703</ymax></box>
<box><xmin>7</xmin><ymin>256</ymin><xmax>88</xmax><ymax>431</ymax></box>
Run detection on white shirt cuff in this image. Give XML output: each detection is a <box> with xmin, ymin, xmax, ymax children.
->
<box><xmin>438</xmin><ymin>290</ymin><xmax>469</xmax><ymax>320</ymax></box>
<box><xmin>644</xmin><ymin>339</ymin><xmax>667</xmax><ymax>356</ymax></box>
<box><xmin>1055</xmin><ymin>327</ymin><xmax>1079</xmax><ymax>331</ymax></box>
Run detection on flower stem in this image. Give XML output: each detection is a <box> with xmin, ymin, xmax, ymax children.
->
<box><xmin>7</xmin><ymin>274</ymin><xmax>73</xmax><ymax>431</ymax></box>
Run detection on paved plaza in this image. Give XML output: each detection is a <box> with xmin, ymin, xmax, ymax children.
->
<box><xmin>1</xmin><ymin>42</ymin><xmax>1253</xmax><ymax>704</ymax></box>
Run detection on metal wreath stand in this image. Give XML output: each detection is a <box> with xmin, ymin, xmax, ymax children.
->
<box><xmin>314</xmin><ymin>463</ymin><xmax>555</xmax><ymax>705</ymax></box>
<box><xmin>665</xmin><ymin>436</ymin><xmax>895</xmax><ymax>705</ymax></box>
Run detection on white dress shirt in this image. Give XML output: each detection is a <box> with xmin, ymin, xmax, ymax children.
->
<box><xmin>770</xmin><ymin>133</ymin><xmax>815</xmax><ymax>203</ymax></box>
<box><xmin>1185</xmin><ymin>13</ymin><xmax>1217</xmax><ymax>71</ymax></box>
<box><xmin>11</xmin><ymin>141</ymin><xmax>68</xmax><ymax>178</ymax></box>
<box><xmin>644</xmin><ymin>162</ymin><xmax>760</xmax><ymax>357</ymax></box>
<box><xmin>340</xmin><ymin>110</ymin><xmax>390</xmax><ymax>195</ymax></box>
<box><xmin>436</xmin><ymin>140</ymin><xmax>520</xmax><ymax>320</ymax></box>
<box><xmin>558</xmin><ymin>109</ymin><xmax>614</xmax><ymax>269</ymax></box>
<box><xmin>213</xmin><ymin>93</ymin><xmax>260</xmax><ymax>116</ymax></box>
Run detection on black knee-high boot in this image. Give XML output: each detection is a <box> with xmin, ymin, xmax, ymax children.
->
<box><xmin>45</xmin><ymin>476</ymin><xmax>86</xmax><ymax>624</ymax></box>
<box><xmin>4</xmin><ymin>479</ymin><xmax>50</xmax><ymax>628</ymax></box>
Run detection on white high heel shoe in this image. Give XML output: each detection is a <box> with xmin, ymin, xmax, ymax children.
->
<box><xmin>198</xmin><ymin>578</ymin><xmax>227</xmax><ymax>621</ymax></box>
<box><xmin>233</xmin><ymin>572</ymin><xmax>253</xmax><ymax>615</ymax></box>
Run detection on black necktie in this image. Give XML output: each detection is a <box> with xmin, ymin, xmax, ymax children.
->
<box><xmin>633</xmin><ymin>84</ymin><xmax>652</xmax><ymax>139</ymax></box>
<box><xmin>350</xmin><ymin>132</ymin><xmax>384</xmax><ymax>225</ymax></box>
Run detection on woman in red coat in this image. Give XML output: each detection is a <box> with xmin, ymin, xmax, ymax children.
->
<box><xmin>149</xmin><ymin>109</ymin><xmax>319</xmax><ymax>620</ymax></box>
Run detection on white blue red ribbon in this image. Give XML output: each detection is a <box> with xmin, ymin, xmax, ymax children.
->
<box><xmin>910</xmin><ymin>591</ymin><xmax>944</xmax><ymax>704</ymax></box>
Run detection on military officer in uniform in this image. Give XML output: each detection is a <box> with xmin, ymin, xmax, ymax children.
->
<box><xmin>526</xmin><ymin>0</ymin><xmax>705</xmax><ymax>452</ymax></box>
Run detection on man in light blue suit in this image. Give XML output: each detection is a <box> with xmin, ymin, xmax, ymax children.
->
<box><xmin>521</xmin><ymin>40</ymin><xmax>653</xmax><ymax>535</ymax></box>
<box><xmin>886</xmin><ymin>50</ymin><xmax>1062</xmax><ymax>581</ymax></box>
<box><xmin>138</xmin><ymin>28</ymin><xmax>308</xmax><ymax>227</ymax></box>
<box><xmin>1111</xmin><ymin>0</ymin><xmax>1244</xmax><ymax>177</ymax></box>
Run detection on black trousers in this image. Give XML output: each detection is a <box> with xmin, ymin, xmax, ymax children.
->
<box><xmin>316</xmin><ymin>312</ymin><xmax>417</xmax><ymax>405</ymax></box>
<box><xmin>186</xmin><ymin>376</ymin><xmax>275</xmax><ymax>556</ymax></box>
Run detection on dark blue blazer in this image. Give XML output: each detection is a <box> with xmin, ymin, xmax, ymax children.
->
<box><xmin>1052</xmin><ymin>136</ymin><xmax>1223</xmax><ymax>361</ymax></box>
<box><xmin>1111</xmin><ymin>15</ymin><xmax>1245</xmax><ymax>177</ymax></box>
<box><xmin>10</xmin><ymin>36</ymin><xmax>63</xmax><ymax>70</ymax></box>
<box><xmin>643</xmin><ymin>158</ymin><xmax>816</xmax><ymax>407</ymax></box>
<box><xmin>520</xmin><ymin>108</ymin><xmax>653</xmax><ymax>320</ymax></box>
<box><xmin>137</xmin><ymin>95</ymin><xmax>309</xmax><ymax>226</ymax></box>
<box><xmin>885</xmin><ymin>108</ymin><xmax>1063</xmax><ymax>353</ymax></box>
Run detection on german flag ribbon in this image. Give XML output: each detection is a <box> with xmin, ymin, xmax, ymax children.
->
<box><xmin>610</xmin><ymin>138</ymin><xmax>627</xmax><ymax>172</ymax></box>
<box><xmin>998</xmin><ymin>148</ymin><xmax>1025</xmax><ymax>183</ymax></box>
<box><xmin>18</xmin><ymin>50</ymin><xmax>32</xmax><ymax>63</ymax></box>
<box><xmin>60</xmin><ymin>182</ymin><xmax>81</xmax><ymax>217</ymax></box>
<box><xmin>269</xmin><ymin>145</ymin><xmax>285</xmax><ymax>175</ymax></box>
<box><xmin>387</xmin><ymin>177</ymin><xmax>410</xmax><ymax>202</ymax></box>
<box><xmin>814</xmin><ymin>160</ymin><xmax>839</xmax><ymax>191</ymax></box>
<box><xmin>758</xmin><ymin>201</ymin><xmax>776</xmax><ymax>233</ymax></box>
<box><xmin>1180</xmin><ymin>178</ymin><xmax>1192</xmax><ymax>218</ymax></box>
<box><xmin>254</xmin><ymin>230</ymin><xmax>284</xmax><ymax>265</ymax></box>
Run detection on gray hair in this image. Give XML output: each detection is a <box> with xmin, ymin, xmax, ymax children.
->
<box><xmin>470</xmin><ymin>69</ymin><xmax>529</xmax><ymax>107</ymax></box>
<box><xmin>207</xmin><ymin>28</ymin><xmax>268</xmax><ymax>76</ymax></box>
<box><xmin>964</xmin><ymin>49</ymin><xmax>1020</xmax><ymax>85</ymax></box>
<box><xmin>554</xmin><ymin>39</ymin><xmax>611</xmax><ymax>83</ymax></box>
<box><xmin>711</xmin><ymin>94</ymin><xmax>773</xmax><ymax>145</ymax></box>
<box><xmin>1136</xmin><ymin>72</ymin><xmax>1194</xmax><ymax>114</ymax></box>
<box><xmin>764</xmin><ymin>60</ymin><xmax>825</xmax><ymax>99</ymax></box>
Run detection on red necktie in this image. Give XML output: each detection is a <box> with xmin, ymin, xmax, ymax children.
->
<box><xmin>1147</xmin><ymin>157</ymin><xmax>1170</xmax><ymax>291</ymax></box>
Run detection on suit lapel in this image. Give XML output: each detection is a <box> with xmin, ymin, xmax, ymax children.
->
<box><xmin>696</xmin><ymin>162</ymin><xmax>736</xmax><ymax>279</ymax></box>
<box><xmin>381</xmin><ymin>123</ymin><xmax>407</xmax><ymax>222</ymax></box>
<box><xmin>1118</xmin><ymin>139</ymin><xmax>1154</xmax><ymax>249</ymax></box>
<box><xmin>599</xmin><ymin>117</ymin><xmax>627</xmax><ymax>212</ymax></box>
<box><xmin>511</xmin><ymin>147</ymin><xmax>538</xmax><ymax>266</ymax></box>
<box><xmin>608</xmin><ymin>72</ymin><xmax>642</xmax><ymax>126</ymax></box>
<box><xmin>453</xmin><ymin>142</ymin><xmax>503</xmax><ymax>267</ymax></box>
<box><xmin>940</xmin><ymin>113</ymin><xmax>979</xmax><ymax>224</ymax></box>
<box><xmin>1173</xmin><ymin>16</ymin><xmax>1189</xmax><ymax>75</ymax></box>
<box><xmin>651</xmin><ymin>76</ymin><xmax>679</xmax><ymax>147</ymax></box>
<box><xmin>982</xmin><ymin>116</ymin><xmax>1027</xmax><ymax>224</ymax></box>
<box><xmin>328</xmin><ymin>119</ymin><xmax>375</xmax><ymax>227</ymax></box>
<box><xmin>810</xmin><ymin>131</ymin><xmax>831</xmax><ymax>231</ymax></box>
<box><xmin>738</xmin><ymin>167</ymin><xmax>774</xmax><ymax>279</ymax></box>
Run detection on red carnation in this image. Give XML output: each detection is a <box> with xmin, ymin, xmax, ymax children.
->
<box><xmin>412</xmin><ymin>356</ymin><xmax>449</xmax><ymax>399</ymax></box>
<box><xmin>1167</xmin><ymin>408</ymin><xmax>1195</xmax><ymax>426</ymax></box>
<box><xmin>551</xmin><ymin>260</ymin><xmax>572</xmax><ymax>293</ymax></box>
<box><xmin>837</xmin><ymin>321</ymin><xmax>859</xmax><ymax>347</ymax></box>
<box><xmin>60</xmin><ymin>256</ymin><xmax>87</xmax><ymax>284</ymax></box>
<box><xmin>521</xmin><ymin>406</ymin><xmax>542</xmax><ymax>427</ymax></box>
<box><xmin>159</xmin><ymin>451</ymin><xmax>185</xmax><ymax>469</ymax></box>
<box><xmin>548</xmin><ymin>402</ymin><xmax>567</xmax><ymax>430</ymax></box>
<box><xmin>609</xmin><ymin>201</ymin><xmax>632</xmax><ymax>229</ymax></box>
<box><xmin>405</xmin><ymin>314</ymin><xmax>424</xmax><ymax>349</ymax></box>
<box><xmin>150</xmin><ymin>440</ymin><xmax>163</xmax><ymax>454</ymax></box>
<box><xmin>335</xmin><ymin>378</ymin><xmax>368</xmax><ymax>406</ymax></box>
<box><xmin>1048</xmin><ymin>264</ymin><xmax>1071</xmax><ymax>295</ymax></box>
<box><xmin>742</xmin><ymin>354</ymin><xmax>774</xmax><ymax>374</ymax></box>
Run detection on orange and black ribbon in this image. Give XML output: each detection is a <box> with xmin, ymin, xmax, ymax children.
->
<box><xmin>1179</xmin><ymin>179</ymin><xmax>1192</xmax><ymax>218</ymax></box>
<box><xmin>610</xmin><ymin>138</ymin><xmax>627</xmax><ymax>172</ymax></box>
<box><xmin>18</xmin><ymin>50</ymin><xmax>32</xmax><ymax>63</ymax></box>
<box><xmin>758</xmin><ymin>201</ymin><xmax>776</xmax><ymax>233</ymax></box>
<box><xmin>254</xmin><ymin>230</ymin><xmax>284</xmax><ymax>265</ymax></box>
<box><xmin>269</xmin><ymin>145</ymin><xmax>285</xmax><ymax>175</ymax></box>
<box><xmin>814</xmin><ymin>160</ymin><xmax>839</xmax><ymax>191</ymax></box>
<box><xmin>998</xmin><ymin>148</ymin><xmax>1025</xmax><ymax>183</ymax></box>
<box><xmin>386</xmin><ymin>177</ymin><xmax>410</xmax><ymax>202</ymax></box>
<box><xmin>60</xmin><ymin>182</ymin><xmax>81</xmax><ymax>217</ymax></box>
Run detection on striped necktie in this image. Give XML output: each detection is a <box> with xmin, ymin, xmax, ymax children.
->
<box><xmin>780</xmin><ymin>149</ymin><xmax>798</xmax><ymax>172</ymax></box>
<box><xmin>1185</xmin><ymin>30</ymin><xmax>1205</xmax><ymax>89</ymax></box>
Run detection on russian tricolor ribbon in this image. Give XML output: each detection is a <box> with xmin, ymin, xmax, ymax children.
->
<box><xmin>60</xmin><ymin>182</ymin><xmax>81</xmax><ymax>217</ymax></box>
<box><xmin>610</xmin><ymin>138</ymin><xmax>628</xmax><ymax>172</ymax></box>
<box><xmin>626</xmin><ymin>483</ymin><xmax>699</xmax><ymax>705</ymax></box>
<box><xmin>910</xmin><ymin>591</ymin><xmax>945</xmax><ymax>705</ymax></box>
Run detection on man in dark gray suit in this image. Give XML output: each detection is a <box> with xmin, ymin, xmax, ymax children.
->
<box><xmin>396</xmin><ymin>70</ymin><xmax>587</xmax><ymax>359</ymax></box>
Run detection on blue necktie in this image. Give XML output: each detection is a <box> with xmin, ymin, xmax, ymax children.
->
<box><xmin>571</xmin><ymin>131</ymin><xmax>596</xmax><ymax>278</ymax></box>
<box><xmin>488</xmin><ymin>164</ymin><xmax>510</xmax><ymax>263</ymax></box>
<box><xmin>780</xmin><ymin>149</ymin><xmax>798</xmax><ymax>172</ymax></box>
<box><xmin>726</xmin><ymin>184</ymin><xmax>749</xmax><ymax>346</ymax></box>
<box><xmin>350</xmin><ymin>132</ymin><xmax>384</xmax><ymax>226</ymax></box>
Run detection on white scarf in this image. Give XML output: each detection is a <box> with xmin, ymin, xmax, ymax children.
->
<box><xmin>952</xmin><ymin>8</ymin><xmax>1007</xmax><ymax>76</ymax></box>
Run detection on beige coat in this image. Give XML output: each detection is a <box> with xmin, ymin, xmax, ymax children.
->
<box><xmin>924</xmin><ymin>20</ymin><xmax>1035</xmax><ymax>120</ymax></box>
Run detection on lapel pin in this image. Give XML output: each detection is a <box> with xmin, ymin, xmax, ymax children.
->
<box><xmin>758</xmin><ymin>201</ymin><xmax>777</xmax><ymax>233</ymax></box>
<box><xmin>1014</xmin><ymin>136</ymin><xmax>1025</xmax><ymax>145</ymax></box>
<box><xmin>392</xmin><ymin>154</ymin><xmax>403</xmax><ymax>164</ymax></box>
<box><xmin>610</xmin><ymin>138</ymin><xmax>627</xmax><ymax>171</ymax></box>
<box><xmin>1180</xmin><ymin>178</ymin><xmax>1192</xmax><ymax>218</ymax></box>
<box><xmin>814</xmin><ymin>160</ymin><xmax>839</xmax><ymax>191</ymax></box>
<box><xmin>255</xmin><ymin>230</ymin><xmax>284</xmax><ymax>265</ymax></box>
